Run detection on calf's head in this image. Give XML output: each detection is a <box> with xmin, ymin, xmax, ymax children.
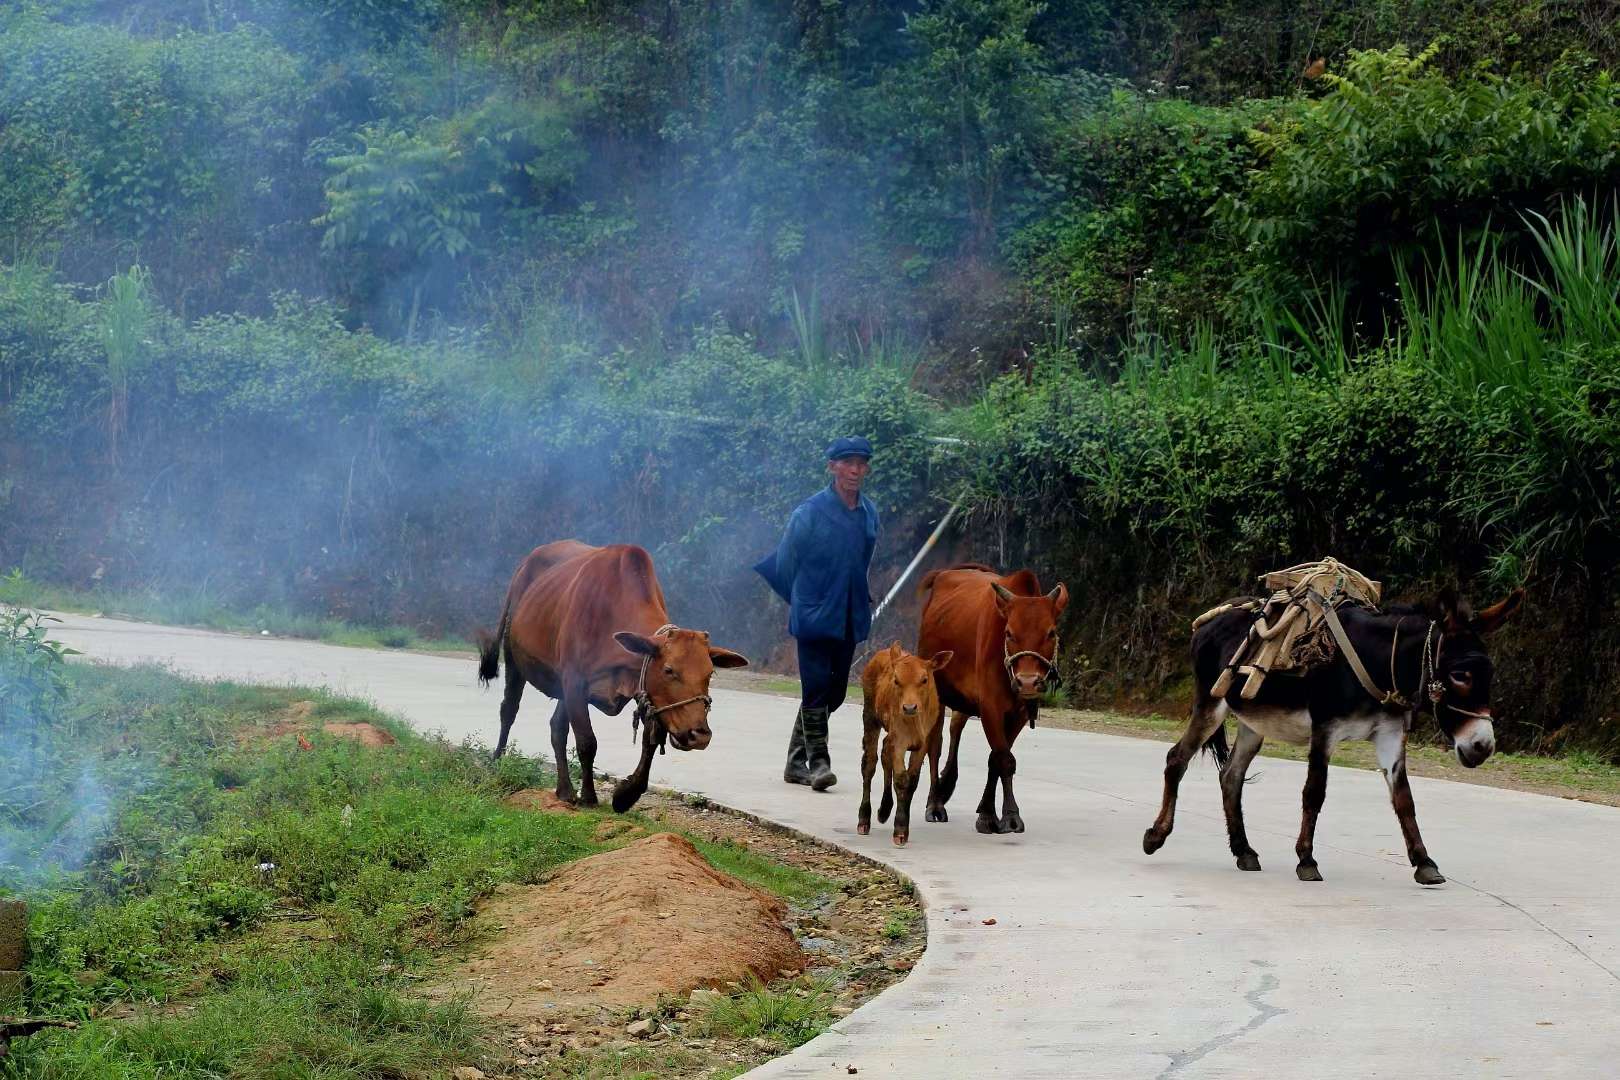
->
<box><xmin>877</xmin><ymin>642</ymin><xmax>953</xmax><ymax>745</ymax></box>
<box><xmin>1432</xmin><ymin>589</ymin><xmax>1523</xmax><ymax>768</ymax></box>
<box><xmin>991</xmin><ymin>581</ymin><xmax>1069</xmax><ymax>700</ymax></box>
<box><xmin>614</xmin><ymin>628</ymin><xmax>748</xmax><ymax>751</ymax></box>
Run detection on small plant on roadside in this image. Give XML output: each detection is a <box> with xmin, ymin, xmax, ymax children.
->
<box><xmin>692</xmin><ymin>975</ymin><xmax>837</xmax><ymax>1048</ymax></box>
<box><xmin>881</xmin><ymin>910</ymin><xmax>914</xmax><ymax>941</ymax></box>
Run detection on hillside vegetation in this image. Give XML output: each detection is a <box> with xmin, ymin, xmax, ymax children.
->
<box><xmin>2</xmin><ymin>1</ymin><xmax>1618</xmax><ymax>756</ymax></box>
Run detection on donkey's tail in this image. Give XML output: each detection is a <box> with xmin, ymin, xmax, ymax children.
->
<box><xmin>1201</xmin><ymin>722</ymin><xmax>1231</xmax><ymax>771</ymax></box>
<box><xmin>475</xmin><ymin>601</ymin><xmax>510</xmax><ymax>686</ymax></box>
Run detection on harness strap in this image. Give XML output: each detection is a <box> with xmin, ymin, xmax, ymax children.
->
<box><xmin>1313</xmin><ymin>590</ymin><xmax>1413</xmax><ymax>710</ymax></box>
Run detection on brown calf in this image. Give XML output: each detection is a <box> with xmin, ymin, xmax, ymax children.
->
<box><xmin>858</xmin><ymin>642</ymin><xmax>954</xmax><ymax>846</ymax></box>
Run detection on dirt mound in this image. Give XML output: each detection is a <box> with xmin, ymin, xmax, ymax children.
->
<box><xmin>503</xmin><ymin>788</ymin><xmax>574</xmax><ymax>813</ymax></box>
<box><xmin>321</xmin><ymin>721</ymin><xmax>395</xmax><ymax>747</ymax></box>
<box><xmin>459</xmin><ymin>832</ymin><xmax>805</xmax><ymax>1007</ymax></box>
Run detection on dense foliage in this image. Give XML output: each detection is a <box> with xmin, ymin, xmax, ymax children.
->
<box><xmin>3</xmin><ymin>1</ymin><xmax>1620</xmax><ymax>753</ymax></box>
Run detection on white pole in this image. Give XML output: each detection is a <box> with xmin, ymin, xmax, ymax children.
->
<box><xmin>873</xmin><ymin>500</ymin><xmax>962</xmax><ymax>624</ymax></box>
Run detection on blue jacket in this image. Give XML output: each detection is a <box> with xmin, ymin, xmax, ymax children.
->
<box><xmin>755</xmin><ymin>485</ymin><xmax>879</xmax><ymax>643</ymax></box>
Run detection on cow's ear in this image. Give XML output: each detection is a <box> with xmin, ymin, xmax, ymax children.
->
<box><xmin>708</xmin><ymin>646</ymin><xmax>749</xmax><ymax>669</ymax></box>
<box><xmin>614</xmin><ymin>631</ymin><xmax>660</xmax><ymax>658</ymax></box>
<box><xmin>889</xmin><ymin>640</ymin><xmax>904</xmax><ymax>659</ymax></box>
<box><xmin>1047</xmin><ymin>583</ymin><xmax>1069</xmax><ymax>617</ymax></box>
<box><xmin>1472</xmin><ymin>588</ymin><xmax>1524</xmax><ymax>635</ymax></box>
<box><xmin>929</xmin><ymin>650</ymin><xmax>955</xmax><ymax>672</ymax></box>
<box><xmin>991</xmin><ymin>583</ymin><xmax>1014</xmax><ymax>612</ymax></box>
<box><xmin>1438</xmin><ymin>587</ymin><xmax>1472</xmax><ymax>634</ymax></box>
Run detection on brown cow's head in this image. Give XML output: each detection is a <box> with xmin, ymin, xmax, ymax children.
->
<box><xmin>1431</xmin><ymin>588</ymin><xmax>1523</xmax><ymax>768</ymax></box>
<box><xmin>992</xmin><ymin>581</ymin><xmax>1068</xmax><ymax>700</ymax></box>
<box><xmin>877</xmin><ymin>642</ymin><xmax>953</xmax><ymax>745</ymax></box>
<box><xmin>614</xmin><ymin>628</ymin><xmax>749</xmax><ymax>751</ymax></box>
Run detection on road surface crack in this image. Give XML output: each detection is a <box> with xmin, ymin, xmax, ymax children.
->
<box><xmin>1156</xmin><ymin>972</ymin><xmax>1286</xmax><ymax>1079</ymax></box>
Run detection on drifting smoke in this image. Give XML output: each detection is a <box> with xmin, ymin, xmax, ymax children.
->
<box><xmin>0</xmin><ymin>1</ymin><xmax>971</xmax><ymax>669</ymax></box>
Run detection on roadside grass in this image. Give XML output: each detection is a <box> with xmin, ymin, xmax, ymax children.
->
<box><xmin>690</xmin><ymin>974</ymin><xmax>837</xmax><ymax>1048</ymax></box>
<box><xmin>0</xmin><ymin>568</ymin><xmax>473</xmax><ymax>653</ymax></box>
<box><xmin>0</xmin><ymin>662</ymin><xmax>838</xmax><ymax>1078</ymax></box>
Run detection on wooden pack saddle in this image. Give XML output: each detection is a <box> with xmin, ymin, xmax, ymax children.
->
<box><xmin>1193</xmin><ymin>558</ymin><xmax>1383</xmax><ymax>700</ymax></box>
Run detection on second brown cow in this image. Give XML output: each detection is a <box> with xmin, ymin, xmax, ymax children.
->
<box><xmin>918</xmin><ymin>563</ymin><xmax>1067</xmax><ymax>835</ymax></box>
<box><xmin>858</xmin><ymin>642</ymin><xmax>953</xmax><ymax>846</ymax></box>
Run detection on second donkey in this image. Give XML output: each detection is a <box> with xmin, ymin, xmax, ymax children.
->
<box><xmin>859</xmin><ymin>642</ymin><xmax>953</xmax><ymax>845</ymax></box>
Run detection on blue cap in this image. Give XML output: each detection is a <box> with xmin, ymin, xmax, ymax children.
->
<box><xmin>826</xmin><ymin>436</ymin><xmax>873</xmax><ymax>461</ymax></box>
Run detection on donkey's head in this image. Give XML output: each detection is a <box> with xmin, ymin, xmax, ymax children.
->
<box><xmin>1431</xmin><ymin>589</ymin><xmax>1523</xmax><ymax>768</ymax></box>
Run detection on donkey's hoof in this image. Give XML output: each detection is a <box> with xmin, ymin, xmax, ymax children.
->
<box><xmin>974</xmin><ymin>812</ymin><xmax>998</xmax><ymax>834</ymax></box>
<box><xmin>1414</xmin><ymin>864</ymin><xmax>1446</xmax><ymax>886</ymax></box>
<box><xmin>1296</xmin><ymin>863</ymin><xmax>1323</xmax><ymax>882</ymax></box>
<box><xmin>1236</xmin><ymin>852</ymin><xmax>1262</xmax><ymax>872</ymax></box>
<box><xmin>999</xmin><ymin>812</ymin><xmax>1025</xmax><ymax>834</ymax></box>
<box><xmin>925</xmin><ymin>805</ymin><xmax>948</xmax><ymax>823</ymax></box>
<box><xmin>1143</xmin><ymin>829</ymin><xmax>1166</xmax><ymax>855</ymax></box>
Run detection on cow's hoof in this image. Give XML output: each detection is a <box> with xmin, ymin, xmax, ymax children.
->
<box><xmin>1296</xmin><ymin>864</ymin><xmax>1323</xmax><ymax>882</ymax></box>
<box><xmin>856</xmin><ymin>821</ymin><xmax>870</xmax><ymax>836</ymax></box>
<box><xmin>974</xmin><ymin>812</ymin><xmax>998</xmax><ymax>834</ymax></box>
<box><xmin>1236</xmin><ymin>852</ymin><xmax>1262</xmax><ymax>872</ymax></box>
<box><xmin>892</xmin><ymin>832</ymin><xmax>909</xmax><ymax>847</ymax></box>
<box><xmin>925</xmin><ymin>805</ymin><xmax>947</xmax><ymax>823</ymax></box>
<box><xmin>1414</xmin><ymin>864</ymin><xmax>1446</xmax><ymax>886</ymax></box>
<box><xmin>578</xmin><ymin>793</ymin><xmax>599</xmax><ymax>809</ymax></box>
<box><xmin>610</xmin><ymin>785</ymin><xmax>640</xmax><ymax>814</ymax></box>
<box><xmin>999</xmin><ymin>813</ymin><xmax>1024</xmax><ymax>834</ymax></box>
<box><xmin>1143</xmin><ymin>829</ymin><xmax>1166</xmax><ymax>855</ymax></box>
<box><xmin>557</xmin><ymin>789</ymin><xmax>578</xmax><ymax>806</ymax></box>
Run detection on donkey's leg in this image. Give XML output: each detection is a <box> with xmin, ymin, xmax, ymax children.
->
<box><xmin>924</xmin><ymin>715</ymin><xmax>948</xmax><ymax>823</ymax></box>
<box><xmin>1222</xmin><ymin>722</ymin><xmax>1265</xmax><ymax>871</ymax></box>
<box><xmin>1144</xmin><ymin>699</ymin><xmax>1224</xmax><ymax>854</ymax></box>
<box><xmin>493</xmin><ymin>652</ymin><xmax>525</xmax><ymax>758</ymax></box>
<box><xmin>858</xmin><ymin>710</ymin><xmax>880</xmax><ymax>836</ymax></box>
<box><xmin>996</xmin><ymin>710</ymin><xmax>1026</xmax><ymax>834</ymax></box>
<box><xmin>549</xmin><ymin>696</ymin><xmax>575</xmax><ymax>803</ymax></box>
<box><xmin>1295</xmin><ymin>724</ymin><xmax>1332</xmax><ymax>881</ymax></box>
<box><xmin>1375</xmin><ymin>720</ymin><xmax>1445</xmax><ymax>885</ymax></box>
<box><xmin>564</xmin><ymin>688</ymin><xmax>599</xmax><ymax>808</ymax></box>
<box><xmin>928</xmin><ymin>710</ymin><xmax>970</xmax><ymax>819</ymax></box>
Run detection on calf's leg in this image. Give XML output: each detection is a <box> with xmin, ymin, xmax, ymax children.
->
<box><xmin>1375</xmin><ymin>721</ymin><xmax>1445</xmax><ymax>885</ymax></box>
<box><xmin>1221</xmin><ymin>722</ymin><xmax>1265</xmax><ymax>871</ymax></box>
<box><xmin>1143</xmin><ymin>698</ymin><xmax>1223</xmax><ymax>854</ymax></box>
<box><xmin>1295</xmin><ymin>725</ymin><xmax>1332</xmax><ymax>881</ymax></box>
<box><xmin>893</xmin><ymin>745</ymin><xmax>923</xmax><ymax>845</ymax></box>
<box><xmin>878</xmin><ymin>732</ymin><xmax>896</xmax><ymax>825</ymax></box>
<box><xmin>857</xmin><ymin>709</ymin><xmax>880</xmax><ymax>836</ymax></box>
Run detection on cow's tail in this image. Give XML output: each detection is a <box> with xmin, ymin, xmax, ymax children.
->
<box><xmin>476</xmin><ymin>600</ymin><xmax>510</xmax><ymax>687</ymax></box>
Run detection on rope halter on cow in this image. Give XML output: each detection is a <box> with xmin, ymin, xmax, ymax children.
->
<box><xmin>631</xmin><ymin>624</ymin><xmax>714</xmax><ymax>754</ymax></box>
<box><xmin>1003</xmin><ymin>635</ymin><xmax>1059</xmax><ymax>689</ymax></box>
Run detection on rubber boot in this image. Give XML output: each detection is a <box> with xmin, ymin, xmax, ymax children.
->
<box><xmin>801</xmin><ymin>706</ymin><xmax>837</xmax><ymax>792</ymax></box>
<box><xmin>783</xmin><ymin>712</ymin><xmax>814</xmax><ymax>786</ymax></box>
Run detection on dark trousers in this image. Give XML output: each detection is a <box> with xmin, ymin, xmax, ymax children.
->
<box><xmin>798</xmin><ymin>636</ymin><xmax>857</xmax><ymax>714</ymax></box>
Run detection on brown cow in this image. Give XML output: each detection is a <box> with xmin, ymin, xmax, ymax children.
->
<box><xmin>858</xmin><ymin>642</ymin><xmax>954</xmax><ymax>846</ymax></box>
<box><xmin>918</xmin><ymin>564</ymin><xmax>1067</xmax><ymax>834</ymax></box>
<box><xmin>476</xmin><ymin>541</ymin><xmax>749</xmax><ymax>812</ymax></box>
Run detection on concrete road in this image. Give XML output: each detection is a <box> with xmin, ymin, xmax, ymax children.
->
<box><xmin>51</xmin><ymin>613</ymin><xmax>1620</xmax><ymax>1078</ymax></box>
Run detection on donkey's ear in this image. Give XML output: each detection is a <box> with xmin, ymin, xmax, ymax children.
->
<box><xmin>614</xmin><ymin>631</ymin><xmax>660</xmax><ymax>657</ymax></box>
<box><xmin>1472</xmin><ymin>588</ymin><xmax>1524</xmax><ymax>635</ymax></box>
<box><xmin>708</xmin><ymin>646</ymin><xmax>749</xmax><ymax>669</ymax></box>
<box><xmin>1437</xmin><ymin>587</ymin><xmax>1472</xmax><ymax>633</ymax></box>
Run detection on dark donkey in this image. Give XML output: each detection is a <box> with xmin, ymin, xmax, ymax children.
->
<box><xmin>918</xmin><ymin>564</ymin><xmax>1067</xmax><ymax>834</ymax></box>
<box><xmin>1143</xmin><ymin>588</ymin><xmax>1523</xmax><ymax>884</ymax></box>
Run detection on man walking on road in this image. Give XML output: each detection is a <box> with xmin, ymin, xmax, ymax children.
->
<box><xmin>755</xmin><ymin>436</ymin><xmax>879</xmax><ymax>791</ymax></box>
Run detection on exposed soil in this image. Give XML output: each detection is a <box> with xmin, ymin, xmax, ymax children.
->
<box><xmin>237</xmin><ymin>702</ymin><xmax>396</xmax><ymax>748</ymax></box>
<box><xmin>442</xmin><ymin>789</ymin><xmax>926</xmax><ymax>1078</ymax></box>
<box><xmin>458</xmin><ymin>832</ymin><xmax>805</xmax><ymax>1011</ymax></box>
<box><xmin>503</xmin><ymin>789</ymin><xmax>575</xmax><ymax>813</ymax></box>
